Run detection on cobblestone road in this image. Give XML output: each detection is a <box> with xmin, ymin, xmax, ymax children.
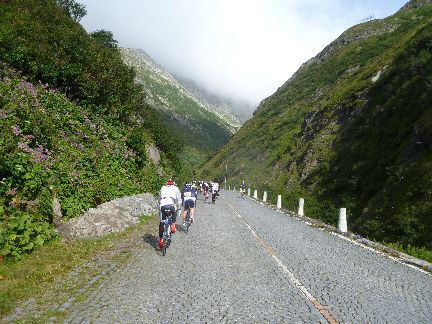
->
<box><xmin>63</xmin><ymin>190</ymin><xmax>432</xmax><ymax>323</ymax></box>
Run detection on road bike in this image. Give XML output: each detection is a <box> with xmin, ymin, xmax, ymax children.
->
<box><xmin>240</xmin><ymin>188</ymin><xmax>245</xmax><ymax>199</ymax></box>
<box><xmin>161</xmin><ymin>210</ymin><xmax>174</xmax><ymax>256</ymax></box>
<box><xmin>183</xmin><ymin>206</ymin><xmax>192</xmax><ymax>233</ymax></box>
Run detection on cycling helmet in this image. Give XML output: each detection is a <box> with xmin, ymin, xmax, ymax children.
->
<box><xmin>167</xmin><ymin>179</ymin><xmax>174</xmax><ymax>185</ymax></box>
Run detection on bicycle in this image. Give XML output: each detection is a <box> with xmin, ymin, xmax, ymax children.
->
<box><xmin>240</xmin><ymin>188</ymin><xmax>245</xmax><ymax>199</ymax></box>
<box><xmin>183</xmin><ymin>206</ymin><xmax>192</xmax><ymax>233</ymax></box>
<box><xmin>161</xmin><ymin>210</ymin><xmax>174</xmax><ymax>256</ymax></box>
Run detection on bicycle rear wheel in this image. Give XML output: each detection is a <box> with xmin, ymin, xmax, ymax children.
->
<box><xmin>162</xmin><ymin>225</ymin><xmax>169</xmax><ymax>256</ymax></box>
<box><xmin>186</xmin><ymin>208</ymin><xmax>190</xmax><ymax>233</ymax></box>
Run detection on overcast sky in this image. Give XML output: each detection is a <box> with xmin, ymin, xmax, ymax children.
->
<box><xmin>79</xmin><ymin>0</ymin><xmax>408</xmax><ymax>107</ymax></box>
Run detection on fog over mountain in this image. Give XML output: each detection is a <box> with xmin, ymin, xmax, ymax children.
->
<box><xmin>174</xmin><ymin>75</ymin><xmax>253</xmax><ymax>122</ymax></box>
<box><xmin>79</xmin><ymin>0</ymin><xmax>407</xmax><ymax>114</ymax></box>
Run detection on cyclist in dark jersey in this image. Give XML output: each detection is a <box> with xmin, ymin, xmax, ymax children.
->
<box><xmin>181</xmin><ymin>181</ymin><xmax>197</xmax><ymax>225</ymax></box>
<box><xmin>240</xmin><ymin>180</ymin><xmax>246</xmax><ymax>198</ymax></box>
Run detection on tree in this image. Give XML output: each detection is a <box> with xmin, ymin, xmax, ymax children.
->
<box><xmin>90</xmin><ymin>30</ymin><xmax>118</xmax><ymax>49</ymax></box>
<box><xmin>57</xmin><ymin>0</ymin><xmax>87</xmax><ymax>22</ymax></box>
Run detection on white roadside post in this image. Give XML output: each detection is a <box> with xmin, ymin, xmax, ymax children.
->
<box><xmin>263</xmin><ymin>191</ymin><xmax>267</xmax><ymax>203</ymax></box>
<box><xmin>298</xmin><ymin>198</ymin><xmax>304</xmax><ymax>216</ymax></box>
<box><xmin>338</xmin><ymin>208</ymin><xmax>348</xmax><ymax>233</ymax></box>
<box><xmin>248</xmin><ymin>188</ymin><xmax>251</xmax><ymax>196</ymax></box>
<box><xmin>277</xmin><ymin>195</ymin><xmax>282</xmax><ymax>210</ymax></box>
<box><xmin>253</xmin><ymin>190</ymin><xmax>258</xmax><ymax>199</ymax></box>
<box><xmin>229</xmin><ymin>186</ymin><xmax>231</xmax><ymax>191</ymax></box>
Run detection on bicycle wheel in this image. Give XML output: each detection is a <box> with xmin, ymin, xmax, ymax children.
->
<box><xmin>186</xmin><ymin>208</ymin><xmax>190</xmax><ymax>232</ymax></box>
<box><xmin>162</xmin><ymin>225</ymin><xmax>168</xmax><ymax>256</ymax></box>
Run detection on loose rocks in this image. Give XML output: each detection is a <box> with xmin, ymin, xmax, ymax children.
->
<box><xmin>57</xmin><ymin>193</ymin><xmax>158</xmax><ymax>240</ymax></box>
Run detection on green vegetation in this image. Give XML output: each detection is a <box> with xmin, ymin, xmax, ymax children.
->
<box><xmin>0</xmin><ymin>0</ymin><xmax>183</xmax><ymax>259</ymax></box>
<box><xmin>386</xmin><ymin>242</ymin><xmax>432</xmax><ymax>263</ymax></box>
<box><xmin>200</xmin><ymin>2</ymin><xmax>432</xmax><ymax>252</ymax></box>
<box><xmin>121</xmin><ymin>48</ymin><xmax>232</xmax><ymax>167</ymax></box>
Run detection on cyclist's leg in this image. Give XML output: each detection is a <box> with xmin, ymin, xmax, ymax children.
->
<box><xmin>158</xmin><ymin>207</ymin><xmax>167</xmax><ymax>248</ymax></box>
<box><xmin>190</xmin><ymin>199</ymin><xmax>196</xmax><ymax>220</ymax></box>
<box><xmin>182</xmin><ymin>206</ymin><xmax>187</xmax><ymax>224</ymax></box>
<box><xmin>158</xmin><ymin>222</ymin><xmax>164</xmax><ymax>238</ymax></box>
<box><xmin>190</xmin><ymin>207</ymin><xmax>195</xmax><ymax>222</ymax></box>
<box><xmin>158</xmin><ymin>207</ymin><xmax>165</xmax><ymax>238</ymax></box>
<box><xmin>170</xmin><ymin>207</ymin><xmax>176</xmax><ymax>233</ymax></box>
<box><xmin>183</xmin><ymin>200</ymin><xmax>191</xmax><ymax>223</ymax></box>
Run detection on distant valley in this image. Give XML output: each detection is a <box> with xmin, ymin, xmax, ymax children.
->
<box><xmin>121</xmin><ymin>48</ymin><xmax>252</xmax><ymax>165</ymax></box>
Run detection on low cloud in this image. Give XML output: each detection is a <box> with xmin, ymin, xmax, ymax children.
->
<box><xmin>80</xmin><ymin>0</ymin><xmax>406</xmax><ymax>108</ymax></box>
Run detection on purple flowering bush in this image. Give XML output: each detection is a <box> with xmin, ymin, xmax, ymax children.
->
<box><xmin>0</xmin><ymin>1</ymin><xmax>184</xmax><ymax>259</ymax></box>
<box><xmin>0</xmin><ymin>64</ymin><xmax>162</xmax><ymax>259</ymax></box>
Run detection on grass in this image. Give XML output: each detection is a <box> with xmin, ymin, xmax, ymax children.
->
<box><xmin>0</xmin><ymin>215</ymin><xmax>158</xmax><ymax>321</ymax></box>
<box><xmin>385</xmin><ymin>243</ymin><xmax>432</xmax><ymax>263</ymax></box>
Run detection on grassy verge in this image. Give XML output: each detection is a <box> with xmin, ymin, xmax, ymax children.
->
<box><xmin>0</xmin><ymin>215</ymin><xmax>158</xmax><ymax>321</ymax></box>
<box><xmin>384</xmin><ymin>243</ymin><xmax>432</xmax><ymax>263</ymax></box>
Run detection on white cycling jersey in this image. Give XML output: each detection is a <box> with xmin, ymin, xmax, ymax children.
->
<box><xmin>159</xmin><ymin>185</ymin><xmax>181</xmax><ymax>207</ymax></box>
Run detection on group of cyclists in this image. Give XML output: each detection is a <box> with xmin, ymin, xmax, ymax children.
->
<box><xmin>198</xmin><ymin>180</ymin><xmax>220</xmax><ymax>204</ymax></box>
<box><xmin>156</xmin><ymin>178</ymin><xmax>221</xmax><ymax>250</ymax></box>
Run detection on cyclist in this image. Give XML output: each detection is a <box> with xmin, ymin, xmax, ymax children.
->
<box><xmin>202</xmin><ymin>180</ymin><xmax>209</xmax><ymax>201</ymax></box>
<box><xmin>240</xmin><ymin>180</ymin><xmax>246</xmax><ymax>198</ymax></box>
<box><xmin>211</xmin><ymin>180</ymin><xmax>219</xmax><ymax>204</ymax></box>
<box><xmin>191</xmin><ymin>179</ymin><xmax>199</xmax><ymax>196</ymax></box>
<box><xmin>158</xmin><ymin>179</ymin><xmax>181</xmax><ymax>249</ymax></box>
<box><xmin>181</xmin><ymin>181</ymin><xmax>197</xmax><ymax>225</ymax></box>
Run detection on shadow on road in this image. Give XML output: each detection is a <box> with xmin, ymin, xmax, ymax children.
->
<box><xmin>176</xmin><ymin>222</ymin><xmax>195</xmax><ymax>234</ymax></box>
<box><xmin>142</xmin><ymin>233</ymin><xmax>158</xmax><ymax>248</ymax></box>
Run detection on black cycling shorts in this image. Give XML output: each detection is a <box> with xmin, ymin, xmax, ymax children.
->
<box><xmin>160</xmin><ymin>204</ymin><xmax>175</xmax><ymax>220</ymax></box>
<box><xmin>184</xmin><ymin>199</ymin><xmax>196</xmax><ymax>209</ymax></box>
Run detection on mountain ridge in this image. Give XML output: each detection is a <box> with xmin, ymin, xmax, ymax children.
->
<box><xmin>121</xmin><ymin>48</ymin><xmax>241</xmax><ymax>133</ymax></box>
<box><xmin>200</xmin><ymin>0</ymin><xmax>432</xmax><ymax>248</ymax></box>
<box><xmin>121</xmin><ymin>48</ymin><xmax>244</xmax><ymax>167</ymax></box>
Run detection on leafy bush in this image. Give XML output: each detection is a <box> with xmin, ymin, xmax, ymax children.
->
<box><xmin>0</xmin><ymin>212</ymin><xmax>56</xmax><ymax>259</ymax></box>
<box><xmin>0</xmin><ymin>0</ymin><xmax>186</xmax><ymax>259</ymax></box>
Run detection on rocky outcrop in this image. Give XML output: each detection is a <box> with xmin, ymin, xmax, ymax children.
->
<box><xmin>57</xmin><ymin>193</ymin><xmax>158</xmax><ymax>240</ymax></box>
<box><xmin>145</xmin><ymin>143</ymin><xmax>161</xmax><ymax>165</ymax></box>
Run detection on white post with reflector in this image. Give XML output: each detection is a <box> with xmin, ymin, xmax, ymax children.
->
<box><xmin>338</xmin><ymin>208</ymin><xmax>348</xmax><ymax>233</ymax></box>
<box><xmin>298</xmin><ymin>198</ymin><xmax>304</xmax><ymax>216</ymax></box>
<box><xmin>277</xmin><ymin>195</ymin><xmax>282</xmax><ymax>209</ymax></box>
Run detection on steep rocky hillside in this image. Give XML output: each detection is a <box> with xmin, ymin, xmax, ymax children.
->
<box><xmin>200</xmin><ymin>0</ymin><xmax>432</xmax><ymax>248</ymax></box>
<box><xmin>121</xmin><ymin>48</ymin><xmax>237</xmax><ymax>163</ymax></box>
<box><xmin>175</xmin><ymin>75</ymin><xmax>252</xmax><ymax>125</ymax></box>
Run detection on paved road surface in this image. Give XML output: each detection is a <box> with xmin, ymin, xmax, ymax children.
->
<box><xmin>63</xmin><ymin>190</ymin><xmax>432</xmax><ymax>323</ymax></box>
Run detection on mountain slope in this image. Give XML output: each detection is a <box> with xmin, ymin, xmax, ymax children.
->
<box><xmin>200</xmin><ymin>0</ymin><xmax>432</xmax><ymax>248</ymax></box>
<box><xmin>121</xmin><ymin>48</ymin><xmax>236</xmax><ymax>163</ymax></box>
<box><xmin>174</xmin><ymin>75</ymin><xmax>252</xmax><ymax>125</ymax></box>
<box><xmin>0</xmin><ymin>0</ymin><xmax>180</xmax><ymax>258</ymax></box>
